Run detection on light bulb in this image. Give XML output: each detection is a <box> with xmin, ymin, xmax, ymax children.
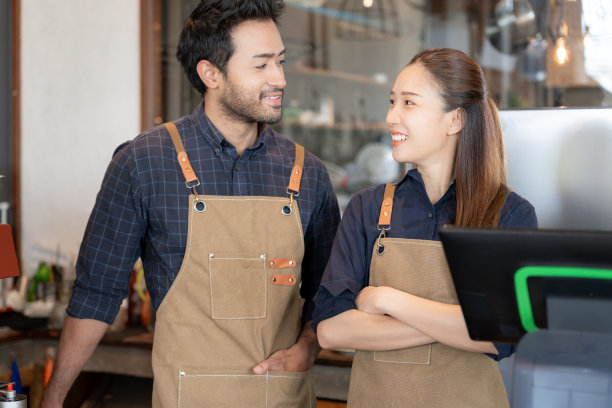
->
<box><xmin>555</xmin><ymin>37</ymin><xmax>569</xmax><ymax>65</ymax></box>
<box><xmin>363</xmin><ymin>0</ymin><xmax>373</xmax><ymax>7</ymax></box>
<box><xmin>559</xmin><ymin>20</ymin><xmax>569</xmax><ymax>38</ymax></box>
<box><xmin>583</xmin><ymin>26</ymin><xmax>591</xmax><ymax>47</ymax></box>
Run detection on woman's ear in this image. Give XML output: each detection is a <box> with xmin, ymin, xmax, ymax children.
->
<box><xmin>447</xmin><ymin>107</ymin><xmax>464</xmax><ymax>136</ymax></box>
<box><xmin>197</xmin><ymin>60</ymin><xmax>220</xmax><ymax>90</ymax></box>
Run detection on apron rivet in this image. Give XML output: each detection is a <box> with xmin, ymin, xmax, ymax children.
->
<box><xmin>179</xmin><ymin>371</ymin><xmax>185</xmax><ymax>376</ymax></box>
<box><xmin>209</xmin><ymin>253</ymin><xmax>214</xmax><ymax>258</ymax></box>
<box><xmin>289</xmin><ymin>278</ymin><xmax>294</xmax><ymax>283</ymax></box>
<box><xmin>270</xmin><ymin>261</ymin><xmax>275</xmax><ymax>266</ymax></box>
<box><xmin>272</xmin><ymin>277</ymin><xmax>277</xmax><ymax>283</ymax></box>
<box><xmin>282</xmin><ymin>205</ymin><xmax>292</xmax><ymax>215</ymax></box>
<box><xmin>384</xmin><ymin>211</ymin><xmax>388</xmax><ymax>216</ymax></box>
<box><xmin>289</xmin><ymin>260</ymin><xmax>293</xmax><ymax>266</ymax></box>
<box><xmin>260</xmin><ymin>254</ymin><xmax>265</xmax><ymax>259</ymax></box>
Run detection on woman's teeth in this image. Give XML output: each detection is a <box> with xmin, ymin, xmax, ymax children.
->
<box><xmin>391</xmin><ymin>133</ymin><xmax>407</xmax><ymax>141</ymax></box>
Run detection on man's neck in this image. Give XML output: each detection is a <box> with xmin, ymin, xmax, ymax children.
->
<box><xmin>203</xmin><ymin>98</ymin><xmax>258</xmax><ymax>156</ymax></box>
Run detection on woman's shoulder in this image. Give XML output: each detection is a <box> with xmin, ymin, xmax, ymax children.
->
<box><xmin>500</xmin><ymin>191</ymin><xmax>538</xmax><ymax>229</ymax></box>
<box><xmin>346</xmin><ymin>183</ymin><xmax>388</xmax><ymax>210</ymax></box>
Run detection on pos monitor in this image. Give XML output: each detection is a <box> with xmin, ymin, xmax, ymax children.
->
<box><xmin>438</xmin><ymin>227</ymin><xmax>612</xmax><ymax>344</ymax></box>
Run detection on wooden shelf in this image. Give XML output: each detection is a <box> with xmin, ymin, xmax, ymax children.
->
<box><xmin>286</xmin><ymin>61</ymin><xmax>390</xmax><ymax>88</ymax></box>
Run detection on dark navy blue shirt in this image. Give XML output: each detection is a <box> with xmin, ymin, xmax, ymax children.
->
<box><xmin>68</xmin><ymin>103</ymin><xmax>340</xmax><ymax>325</ymax></box>
<box><xmin>312</xmin><ymin>168</ymin><xmax>537</xmax><ymax>359</ymax></box>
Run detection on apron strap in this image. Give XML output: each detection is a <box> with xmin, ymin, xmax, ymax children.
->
<box><xmin>164</xmin><ymin>122</ymin><xmax>200</xmax><ymax>188</ymax></box>
<box><xmin>286</xmin><ymin>143</ymin><xmax>305</xmax><ymax>196</ymax></box>
<box><xmin>377</xmin><ymin>184</ymin><xmax>396</xmax><ymax>230</ymax></box>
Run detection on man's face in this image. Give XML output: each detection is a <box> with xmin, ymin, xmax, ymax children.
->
<box><xmin>218</xmin><ymin>19</ymin><xmax>286</xmax><ymax>124</ymax></box>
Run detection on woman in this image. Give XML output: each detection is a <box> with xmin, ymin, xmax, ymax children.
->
<box><xmin>313</xmin><ymin>48</ymin><xmax>537</xmax><ymax>407</ymax></box>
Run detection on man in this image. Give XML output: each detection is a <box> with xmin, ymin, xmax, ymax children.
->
<box><xmin>41</xmin><ymin>1</ymin><xmax>340</xmax><ymax>406</ymax></box>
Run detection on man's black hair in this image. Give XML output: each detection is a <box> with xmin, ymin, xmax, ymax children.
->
<box><xmin>177</xmin><ymin>0</ymin><xmax>285</xmax><ymax>96</ymax></box>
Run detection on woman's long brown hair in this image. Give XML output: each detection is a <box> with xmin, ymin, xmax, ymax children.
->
<box><xmin>409</xmin><ymin>48</ymin><xmax>509</xmax><ymax>227</ymax></box>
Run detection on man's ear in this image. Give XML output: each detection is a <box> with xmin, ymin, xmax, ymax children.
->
<box><xmin>197</xmin><ymin>60</ymin><xmax>221</xmax><ymax>89</ymax></box>
<box><xmin>447</xmin><ymin>107</ymin><xmax>464</xmax><ymax>136</ymax></box>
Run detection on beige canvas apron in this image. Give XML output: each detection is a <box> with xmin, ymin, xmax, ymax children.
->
<box><xmin>347</xmin><ymin>184</ymin><xmax>508</xmax><ymax>408</ymax></box>
<box><xmin>151</xmin><ymin>122</ymin><xmax>316</xmax><ymax>408</ymax></box>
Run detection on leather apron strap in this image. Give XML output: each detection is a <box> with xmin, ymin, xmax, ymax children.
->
<box><xmin>287</xmin><ymin>144</ymin><xmax>304</xmax><ymax>196</ymax></box>
<box><xmin>163</xmin><ymin>122</ymin><xmax>199</xmax><ymax>186</ymax></box>
<box><xmin>377</xmin><ymin>183</ymin><xmax>396</xmax><ymax>228</ymax></box>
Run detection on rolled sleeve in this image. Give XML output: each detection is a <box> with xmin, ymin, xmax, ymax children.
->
<box><xmin>487</xmin><ymin>343</ymin><xmax>516</xmax><ymax>361</ymax></box>
<box><xmin>67</xmin><ymin>142</ymin><xmax>146</xmax><ymax>324</ymax></box>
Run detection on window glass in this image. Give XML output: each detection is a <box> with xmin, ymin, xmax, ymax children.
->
<box><xmin>160</xmin><ymin>0</ymin><xmax>612</xmax><ymax>208</ymax></box>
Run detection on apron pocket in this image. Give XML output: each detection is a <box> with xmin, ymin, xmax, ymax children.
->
<box><xmin>373</xmin><ymin>343</ymin><xmax>432</xmax><ymax>364</ymax></box>
<box><xmin>210</xmin><ymin>255</ymin><xmax>267</xmax><ymax>319</ymax></box>
<box><xmin>178</xmin><ymin>369</ymin><xmax>267</xmax><ymax>407</ymax></box>
<box><xmin>267</xmin><ymin>370</ymin><xmax>314</xmax><ymax>408</ymax></box>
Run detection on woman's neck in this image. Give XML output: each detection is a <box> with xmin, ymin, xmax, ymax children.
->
<box><xmin>416</xmin><ymin>163</ymin><xmax>454</xmax><ymax>205</ymax></box>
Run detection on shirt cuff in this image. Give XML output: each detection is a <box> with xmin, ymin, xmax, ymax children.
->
<box><xmin>486</xmin><ymin>343</ymin><xmax>516</xmax><ymax>361</ymax></box>
<box><xmin>67</xmin><ymin>285</ymin><xmax>122</xmax><ymax>325</ymax></box>
<box><xmin>311</xmin><ymin>287</ymin><xmax>357</xmax><ymax>332</ymax></box>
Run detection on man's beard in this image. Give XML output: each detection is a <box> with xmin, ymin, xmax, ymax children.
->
<box><xmin>219</xmin><ymin>78</ymin><xmax>283</xmax><ymax>125</ymax></box>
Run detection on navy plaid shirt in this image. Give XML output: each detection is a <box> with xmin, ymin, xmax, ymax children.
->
<box><xmin>68</xmin><ymin>102</ymin><xmax>340</xmax><ymax>325</ymax></box>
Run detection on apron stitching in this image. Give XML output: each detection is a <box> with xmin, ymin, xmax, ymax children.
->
<box><xmin>379</xmin><ymin>239</ymin><xmax>442</xmax><ymax>247</ymax></box>
<box><xmin>305</xmin><ymin>375</ymin><xmax>313</xmax><ymax>408</ymax></box>
<box><xmin>179</xmin><ymin>374</ymin><xmax>265</xmax><ymax>377</ymax></box>
<box><xmin>373</xmin><ymin>343</ymin><xmax>433</xmax><ymax>364</ymax></box>
<box><xmin>203</xmin><ymin>197</ymin><xmax>292</xmax><ymax>202</ymax></box>
<box><xmin>177</xmin><ymin>369</ymin><xmax>182</xmax><ymax>407</ymax></box>
<box><xmin>265</xmin><ymin>371</ymin><xmax>269</xmax><ymax>408</ymax></box>
<box><xmin>291</xmin><ymin>202</ymin><xmax>305</xmax><ymax>254</ymax></box>
<box><xmin>210</xmin><ymin>257</ymin><xmax>264</xmax><ymax>260</ymax></box>
<box><xmin>209</xmin><ymin>256</ymin><xmax>268</xmax><ymax>320</ymax></box>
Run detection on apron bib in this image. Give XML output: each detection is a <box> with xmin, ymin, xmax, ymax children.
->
<box><xmin>151</xmin><ymin>122</ymin><xmax>316</xmax><ymax>408</ymax></box>
<box><xmin>347</xmin><ymin>184</ymin><xmax>508</xmax><ymax>408</ymax></box>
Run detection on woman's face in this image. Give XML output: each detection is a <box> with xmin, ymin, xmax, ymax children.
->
<box><xmin>386</xmin><ymin>63</ymin><xmax>459</xmax><ymax>168</ymax></box>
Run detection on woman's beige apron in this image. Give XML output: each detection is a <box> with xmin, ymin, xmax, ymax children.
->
<box><xmin>347</xmin><ymin>184</ymin><xmax>508</xmax><ymax>408</ymax></box>
<box><xmin>151</xmin><ymin>122</ymin><xmax>316</xmax><ymax>408</ymax></box>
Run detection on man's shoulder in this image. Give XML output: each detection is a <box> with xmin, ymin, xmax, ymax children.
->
<box><xmin>264</xmin><ymin>128</ymin><xmax>328</xmax><ymax>174</ymax></box>
<box><xmin>114</xmin><ymin>122</ymin><xmax>183</xmax><ymax>159</ymax></box>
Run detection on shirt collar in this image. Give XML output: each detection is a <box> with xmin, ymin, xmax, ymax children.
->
<box><xmin>401</xmin><ymin>167</ymin><xmax>456</xmax><ymax>204</ymax></box>
<box><xmin>192</xmin><ymin>101</ymin><xmax>268</xmax><ymax>153</ymax></box>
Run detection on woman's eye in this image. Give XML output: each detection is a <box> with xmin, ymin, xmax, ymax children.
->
<box><xmin>389</xmin><ymin>99</ymin><xmax>395</xmax><ymax>105</ymax></box>
<box><xmin>404</xmin><ymin>100</ymin><xmax>414</xmax><ymax>105</ymax></box>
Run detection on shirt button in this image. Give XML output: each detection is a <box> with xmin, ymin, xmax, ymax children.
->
<box><xmin>428</xmin><ymin>213</ymin><xmax>433</xmax><ymax>218</ymax></box>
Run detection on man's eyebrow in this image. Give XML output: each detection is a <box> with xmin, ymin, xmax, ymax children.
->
<box><xmin>252</xmin><ymin>49</ymin><xmax>286</xmax><ymax>59</ymax></box>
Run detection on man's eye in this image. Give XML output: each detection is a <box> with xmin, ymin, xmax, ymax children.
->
<box><xmin>256</xmin><ymin>64</ymin><xmax>267</xmax><ymax>69</ymax></box>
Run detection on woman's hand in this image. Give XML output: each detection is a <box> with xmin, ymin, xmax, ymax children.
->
<box><xmin>356</xmin><ymin>285</ymin><xmax>395</xmax><ymax>315</ymax></box>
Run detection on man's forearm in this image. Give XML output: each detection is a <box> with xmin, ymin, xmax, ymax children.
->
<box><xmin>41</xmin><ymin>316</ymin><xmax>109</xmax><ymax>408</ymax></box>
<box><xmin>296</xmin><ymin>320</ymin><xmax>321</xmax><ymax>368</ymax></box>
